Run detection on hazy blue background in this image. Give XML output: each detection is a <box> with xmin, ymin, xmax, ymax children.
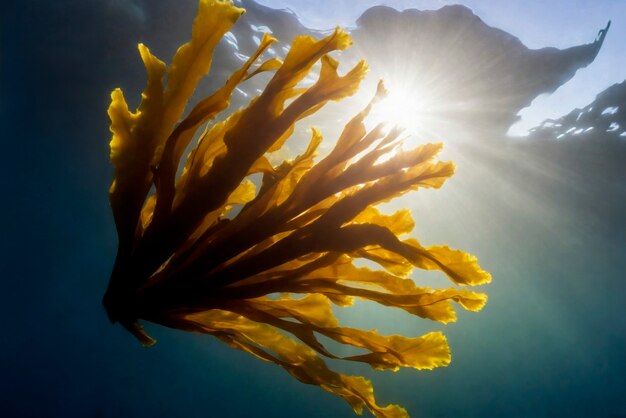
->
<box><xmin>1</xmin><ymin>1</ymin><xmax>625</xmax><ymax>417</ymax></box>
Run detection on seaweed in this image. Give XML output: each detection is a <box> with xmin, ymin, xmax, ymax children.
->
<box><xmin>102</xmin><ymin>1</ymin><xmax>491</xmax><ymax>416</ymax></box>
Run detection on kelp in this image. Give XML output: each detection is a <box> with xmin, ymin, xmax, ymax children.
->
<box><xmin>102</xmin><ymin>1</ymin><xmax>491</xmax><ymax>417</ymax></box>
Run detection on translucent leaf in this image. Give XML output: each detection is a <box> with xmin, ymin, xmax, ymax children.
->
<box><xmin>103</xmin><ymin>2</ymin><xmax>492</xmax><ymax>417</ymax></box>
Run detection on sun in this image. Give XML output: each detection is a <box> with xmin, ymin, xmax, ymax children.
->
<box><xmin>368</xmin><ymin>80</ymin><xmax>438</xmax><ymax>142</ymax></box>
<box><xmin>376</xmin><ymin>90</ymin><xmax>419</xmax><ymax>130</ymax></box>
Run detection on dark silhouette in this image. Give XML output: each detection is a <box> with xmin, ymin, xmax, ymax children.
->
<box><xmin>529</xmin><ymin>79</ymin><xmax>625</xmax><ymax>141</ymax></box>
<box><xmin>347</xmin><ymin>5</ymin><xmax>609</xmax><ymax>140</ymax></box>
<box><xmin>596</xmin><ymin>20</ymin><xmax>611</xmax><ymax>43</ymax></box>
<box><xmin>218</xmin><ymin>4</ymin><xmax>610</xmax><ymax>144</ymax></box>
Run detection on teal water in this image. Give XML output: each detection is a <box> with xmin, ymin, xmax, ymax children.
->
<box><xmin>2</xmin><ymin>1</ymin><xmax>625</xmax><ymax>417</ymax></box>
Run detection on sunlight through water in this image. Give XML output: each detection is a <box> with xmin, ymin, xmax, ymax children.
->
<box><xmin>364</xmin><ymin>79</ymin><xmax>449</xmax><ymax>151</ymax></box>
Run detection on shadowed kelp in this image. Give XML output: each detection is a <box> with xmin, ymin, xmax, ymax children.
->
<box><xmin>103</xmin><ymin>1</ymin><xmax>491</xmax><ymax>416</ymax></box>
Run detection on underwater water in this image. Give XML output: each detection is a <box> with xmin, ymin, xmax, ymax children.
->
<box><xmin>2</xmin><ymin>0</ymin><xmax>626</xmax><ymax>417</ymax></box>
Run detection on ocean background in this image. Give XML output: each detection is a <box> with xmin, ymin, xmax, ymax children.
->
<box><xmin>2</xmin><ymin>1</ymin><xmax>625</xmax><ymax>417</ymax></box>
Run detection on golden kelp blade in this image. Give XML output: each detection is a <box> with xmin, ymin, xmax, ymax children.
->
<box><xmin>103</xmin><ymin>1</ymin><xmax>491</xmax><ymax>417</ymax></box>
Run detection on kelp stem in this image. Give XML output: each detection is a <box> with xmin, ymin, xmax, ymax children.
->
<box><xmin>122</xmin><ymin>319</ymin><xmax>157</xmax><ymax>348</ymax></box>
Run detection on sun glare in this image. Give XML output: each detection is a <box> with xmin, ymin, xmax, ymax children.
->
<box><xmin>376</xmin><ymin>90</ymin><xmax>419</xmax><ymax>129</ymax></box>
<box><xmin>368</xmin><ymin>81</ymin><xmax>438</xmax><ymax>142</ymax></box>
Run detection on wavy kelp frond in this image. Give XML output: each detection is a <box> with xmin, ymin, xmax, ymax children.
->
<box><xmin>103</xmin><ymin>1</ymin><xmax>491</xmax><ymax>417</ymax></box>
<box><xmin>108</xmin><ymin>1</ymin><xmax>245</xmax><ymax>252</ymax></box>
<box><xmin>182</xmin><ymin>309</ymin><xmax>409</xmax><ymax>418</ymax></box>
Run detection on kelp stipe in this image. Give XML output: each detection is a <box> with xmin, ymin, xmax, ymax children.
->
<box><xmin>103</xmin><ymin>1</ymin><xmax>491</xmax><ymax>416</ymax></box>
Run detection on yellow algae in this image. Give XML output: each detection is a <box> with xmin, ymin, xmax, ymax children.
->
<box><xmin>103</xmin><ymin>1</ymin><xmax>490</xmax><ymax>417</ymax></box>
